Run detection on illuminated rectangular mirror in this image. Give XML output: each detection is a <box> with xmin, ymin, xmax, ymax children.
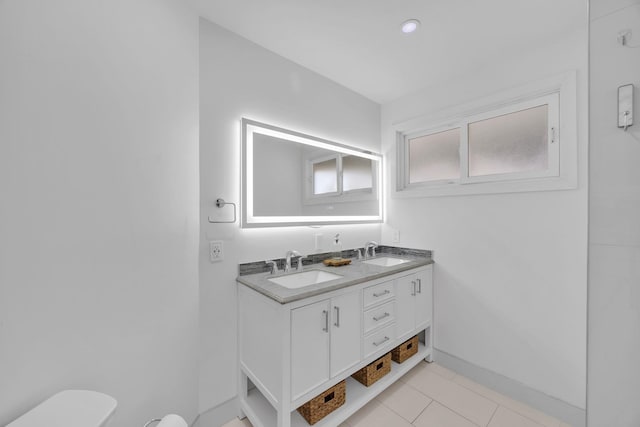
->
<box><xmin>242</xmin><ymin>118</ymin><xmax>382</xmax><ymax>228</ymax></box>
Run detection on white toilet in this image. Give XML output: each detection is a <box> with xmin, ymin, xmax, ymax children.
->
<box><xmin>7</xmin><ymin>390</ymin><xmax>117</xmax><ymax>427</ymax></box>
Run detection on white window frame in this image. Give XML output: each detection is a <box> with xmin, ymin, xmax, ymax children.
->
<box><xmin>403</xmin><ymin>125</ymin><xmax>462</xmax><ymax>188</ymax></box>
<box><xmin>395</xmin><ymin>72</ymin><xmax>577</xmax><ymax>197</ymax></box>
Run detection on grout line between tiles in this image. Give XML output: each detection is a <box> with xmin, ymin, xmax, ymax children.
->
<box><xmin>485</xmin><ymin>404</ymin><xmax>499</xmax><ymax>427</ymax></box>
<box><xmin>428</xmin><ymin>400</ymin><xmax>484</xmax><ymax>427</ymax></box>
<box><xmin>376</xmin><ymin>399</ymin><xmax>421</xmax><ymax>425</ymax></box>
<box><xmin>449</xmin><ymin>376</ymin><xmax>557</xmax><ymax>427</ymax></box>
<box><xmin>410</xmin><ymin>399</ymin><xmax>433</xmax><ymax>424</ymax></box>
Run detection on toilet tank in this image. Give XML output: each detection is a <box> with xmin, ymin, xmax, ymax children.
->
<box><xmin>8</xmin><ymin>390</ymin><xmax>117</xmax><ymax>427</ymax></box>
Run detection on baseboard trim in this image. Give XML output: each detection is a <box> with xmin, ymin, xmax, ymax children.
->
<box><xmin>434</xmin><ymin>349</ymin><xmax>586</xmax><ymax>427</ymax></box>
<box><xmin>192</xmin><ymin>397</ymin><xmax>239</xmax><ymax>427</ymax></box>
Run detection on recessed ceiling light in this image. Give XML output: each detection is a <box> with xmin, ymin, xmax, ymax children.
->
<box><xmin>401</xmin><ymin>19</ymin><xmax>420</xmax><ymax>34</ymax></box>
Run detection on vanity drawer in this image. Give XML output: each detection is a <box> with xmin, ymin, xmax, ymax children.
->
<box><xmin>364</xmin><ymin>323</ymin><xmax>395</xmax><ymax>358</ymax></box>
<box><xmin>363</xmin><ymin>301</ymin><xmax>395</xmax><ymax>334</ymax></box>
<box><xmin>363</xmin><ymin>281</ymin><xmax>394</xmax><ymax>308</ymax></box>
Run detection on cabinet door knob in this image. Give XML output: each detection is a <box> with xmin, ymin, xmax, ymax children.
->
<box><xmin>334</xmin><ymin>306</ymin><xmax>340</xmax><ymax>327</ymax></box>
<box><xmin>322</xmin><ymin>310</ymin><xmax>329</xmax><ymax>332</ymax></box>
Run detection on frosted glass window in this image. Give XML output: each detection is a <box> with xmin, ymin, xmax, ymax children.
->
<box><xmin>313</xmin><ymin>158</ymin><xmax>337</xmax><ymax>194</ymax></box>
<box><xmin>468</xmin><ymin>105</ymin><xmax>548</xmax><ymax>177</ymax></box>
<box><xmin>342</xmin><ymin>155</ymin><xmax>372</xmax><ymax>191</ymax></box>
<box><xmin>408</xmin><ymin>128</ymin><xmax>460</xmax><ymax>183</ymax></box>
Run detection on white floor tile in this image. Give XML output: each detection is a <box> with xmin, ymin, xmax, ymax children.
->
<box><xmin>488</xmin><ymin>406</ymin><xmax>546</xmax><ymax>427</ymax></box>
<box><xmin>345</xmin><ymin>400</ymin><xmax>413</xmax><ymax>427</ymax></box>
<box><xmin>221</xmin><ymin>417</ymin><xmax>252</xmax><ymax>427</ymax></box>
<box><xmin>423</xmin><ymin>362</ymin><xmax>457</xmax><ymax>380</ymax></box>
<box><xmin>399</xmin><ymin>360</ymin><xmax>429</xmax><ymax>383</ymax></box>
<box><xmin>413</xmin><ymin>401</ymin><xmax>480</xmax><ymax>427</ymax></box>
<box><xmin>375</xmin><ymin>380</ymin><xmax>432</xmax><ymax>422</ymax></box>
<box><xmin>405</xmin><ymin>369</ymin><xmax>497</xmax><ymax>426</ymax></box>
<box><xmin>453</xmin><ymin>376</ymin><xmax>561</xmax><ymax>427</ymax></box>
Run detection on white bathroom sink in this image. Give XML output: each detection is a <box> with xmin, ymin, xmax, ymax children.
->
<box><xmin>268</xmin><ymin>270</ymin><xmax>343</xmax><ymax>289</ymax></box>
<box><xmin>362</xmin><ymin>257</ymin><xmax>411</xmax><ymax>267</ymax></box>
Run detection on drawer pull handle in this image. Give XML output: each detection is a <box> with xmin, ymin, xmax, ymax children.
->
<box><xmin>373</xmin><ymin>312</ymin><xmax>390</xmax><ymax>321</ymax></box>
<box><xmin>373</xmin><ymin>290</ymin><xmax>390</xmax><ymax>297</ymax></box>
<box><xmin>373</xmin><ymin>336</ymin><xmax>390</xmax><ymax>346</ymax></box>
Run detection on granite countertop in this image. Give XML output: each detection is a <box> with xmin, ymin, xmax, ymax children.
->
<box><xmin>237</xmin><ymin>247</ymin><xmax>433</xmax><ymax>304</ymax></box>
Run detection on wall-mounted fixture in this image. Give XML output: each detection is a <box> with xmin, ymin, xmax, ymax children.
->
<box><xmin>618</xmin><ymin>84</ymin><xmax>634</xmax><ymax>131</ymax></box>
<box><xmin>241</xmin><ymin>118</ymin><xmax>382</xmax><ymax>228</ymax></box>
<box><xmin>207</xmin><ymin>198</ymin><xmax>237</xmax><ymax>223</ymax></box>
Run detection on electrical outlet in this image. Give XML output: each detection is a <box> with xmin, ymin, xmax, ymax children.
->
<box><xmin>315</xmin><ymin>233</ymin><xmax>323</xmax><ymax>251</ymax></box>
<box><xmin>392</xmin><ymin>230</ymin><xmax>400</xmax><ymax>243</ymax></box>
<box><xmin>209</xmin><ymin>240</ymin><xmax>223</xmax><ymax>262</ymax></box>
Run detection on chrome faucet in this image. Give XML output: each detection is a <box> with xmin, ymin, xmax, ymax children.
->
<box><xmin>364</xmin><ymin>241</ymin><xmax>378</xmax><ymax>259</ymax></box>
<box><xmin>265</xmin><ymin>260</ymin><xmax>280</xmax><ymax>274</ymax></box>
<box><xmin>285</xmin><ymin>250</ymin><xmax>304</xmax><ymax>273</ymax></box>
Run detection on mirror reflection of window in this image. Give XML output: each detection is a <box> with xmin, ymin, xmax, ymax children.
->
<box><xmin>342</xmin><ymin>155</ymin><xmax>372</xmax><ymax>192</ymax></box>
<box><xmin>313</xmin><ymin>158</ymin><xmax>338</xmax><ymax>195</ymax></box>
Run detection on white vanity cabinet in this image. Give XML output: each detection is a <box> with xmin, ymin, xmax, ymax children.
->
<box><xmin>396</xmin><ymin>269</ymin><xmax>433</xmax><ymax>343</ymax></box>
<box><xmin>237</xmin><ymin>264</ymin><xmax>433</xmax><ymax>427</ymax></box>
<box><xmin>291</xmin><ymin>290</ymin><xmax>361</xmax><ymax>400</ymax></box>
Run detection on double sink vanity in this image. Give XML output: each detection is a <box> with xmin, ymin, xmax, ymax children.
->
<box><xmin>236</xmin><ymin>245</ymin><xmax>433</xmax><ymax>427</ymax></box>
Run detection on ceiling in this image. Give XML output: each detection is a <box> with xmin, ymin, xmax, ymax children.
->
<box><xmin>194</xmin><ymin>0</ymin><xmax>586</xmax><ymax>104</ymax></box>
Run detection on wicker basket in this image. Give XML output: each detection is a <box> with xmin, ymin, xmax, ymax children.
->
<box><xmin>297</xmin><ymin>380</ymin><xmax>346</xmax><ymax>425</ymax></box>
<box><xmin>391</xmin><ymin>335</ymin><xmax>419</xmax><ymax>363</ymax></box>
<box><xmin>351</xmin><ymin>352</ymin><xmax>391</xmax><ymax>386</ymax></box>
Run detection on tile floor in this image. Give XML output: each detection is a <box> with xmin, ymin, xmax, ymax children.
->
<box><xmin>222</xmin><ymin>362</ymin><xmax>571</xmax><ymax>427</ymax></box>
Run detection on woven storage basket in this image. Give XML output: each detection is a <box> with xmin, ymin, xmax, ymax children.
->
<box><xmin>297</xmin><ymin>380</ymin><xmax>346</xmax><ymax>425</ymax></box>
<box><xmin>351</xmin><ymin>352</ymin><xmax>391</xmax><ymax>387</ymax></box>
<box><xmin>391</xmin><ymin>335</ymin><xmax>419</xmax><ymax>363</ymax></box>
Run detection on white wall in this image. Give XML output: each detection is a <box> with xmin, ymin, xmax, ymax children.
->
<box><xmin>0</xmin><ymin>1</ymin><xmax>200</xmax><ymax>426</ymax></box>
<box><xmin>588</xmin><ymin>1</ymin><xmax>640</xmax><ymax>425</ymax></box>
<box><xmin>380</xmin><ymin>29</ymin><xmax>589</xmax><ymax>410</ymax></box>
<box><xmin>198</xmin><ymin>18</ymin><xmax>381</xmax><ymax>416</ymax></box>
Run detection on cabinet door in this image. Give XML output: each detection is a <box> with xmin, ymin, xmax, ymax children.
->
<box><xmin>395</xmin><ymin>274</ymin><xmax>417</xmax><ymax>341</ymax></box>
<box><xmin>330</xmin><ymin>290</ymin><xmax>361</xmax><ymax>377</ymax></box>
<box><xmin>291</xmin><ymin>299</ymin><xmax>331</xmax><ymax>400</ymax></box>
<box><xmin>414</xmin><ymin>267</ymin><xmax>433</xmax><ymax>328</ymax></box>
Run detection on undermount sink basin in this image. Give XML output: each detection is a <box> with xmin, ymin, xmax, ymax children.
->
<box><xmin>268</xmin><ymin>270</ymin><xmax>343</xmax><ymax>289</ymax></box>
<box><xmin>362</xmin><ymin>257</ymin><xmax>411</xmax><ymax>267</ymax></box>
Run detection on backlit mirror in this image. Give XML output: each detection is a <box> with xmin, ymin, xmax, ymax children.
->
<box><xmin>242</xmin><ymin>118</ymin><xmax>382</xmax><ymax>228</ymax></box>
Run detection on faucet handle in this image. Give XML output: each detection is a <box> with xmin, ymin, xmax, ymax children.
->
<box><xmin>295</xmin><ymin>255</ymin><xmax>305</xmax><ymax>272</ymax></box>
<box><xmin>356</xmin><ymin>249</ymin><xmax>363</xmax><ymax>260</ymax></box>
<box><xmin>265</xmin><ymin>260</ymin><xmax>280</xmax><ymax>274</ymax></box>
